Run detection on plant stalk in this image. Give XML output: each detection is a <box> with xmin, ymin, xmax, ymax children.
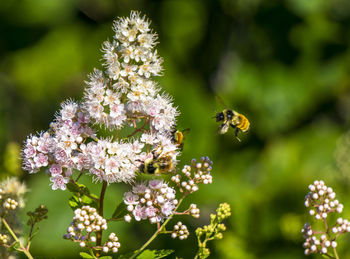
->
<box><xmin>130</xmin><ymin>197</ymin><xmax>185</xmax><ymax>259</ymax></box>
<box><xmin>96</xmin><ymin>181</ymin><xmax>108</xmax><ymax>257</ymax></box>
<box><xmin>2</xmin><ymin>218</ymin><xmax>34</xmax><ymax>259</ymax></box>
<box><xmin>333</xmin><ymin>247</ymin><xmax>340</xmax><ymax>259</ymax></box>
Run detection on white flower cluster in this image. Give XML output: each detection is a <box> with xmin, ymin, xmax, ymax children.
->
<box><xmin>302</xmin><ymin>180</ymin><xmax>349</xmax><ymax>257</ymax></box>
<box><xmin>22</xmin><ymin>11</ymin><xmax>181</xmax><ymax>188</ymax></box>
<box><xmin>22</xmin><ymin>103</ymin><xmax>96</xmax><ymax>189</ymax></box>
<box><xmin>304</xmin><ymin>180</ymin><xmax>343</xmax><ymax>220</ymax></box>
<box><xmin>302</xmin><ymin>223</ymin><xmax>337</xmax><ymax>255</ymax></box>
<box><xmin>171</xmin><ymin>222</ymin><xmax>189</xmax><ymax>240</ymax></box>
<box><xmin>102</xmin><ymin>232</ymin><xmax>121</xmax><ymax>254</ymax></box>
<box><xmin>84</xmin><ymin>70</ymin><xmax>127</xmax><ymax>128</ymax></box>
<box><xmin>84</xmin><ymin>11</ymin><xmax>177</xmax><ymax>134</ymax></box>
<box><xmin>3</xmin><ymin>198</ymin><xmax>18</xmax><ymax>210</ymax></box>
<box><xmin>84</xmin><ymin>139</ymin><xmax>143</xmax><ymax>183</ymax></box>
<box><xmin>63</xmin><ymin>206</ymin><xmax>111</xmax><ymax>249</ymax></box>
<box><xmin>171</xmin><ymin>157</ymin><xmax>213</xmax><ymax>194</ymax></box>
<box><xmin>123</xmin><ymin>180</ymin><xmax>177</xmax><ymax>223</ymax></box>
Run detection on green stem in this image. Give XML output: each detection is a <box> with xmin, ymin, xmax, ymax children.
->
<box><xmin>194</xmin><ymin>217</ymin><xmax>218</xmax><ymax>258</ymax></box>
<box><xmin>130</xmin><ymin>197</ymin><xmax>185</xmax><ymax>259</ymax></box>
<box><xmin>96</xmin><ymin>181</ymin><xmax>108</xmax><ymax>258</ymax></box>
<box><xmin>322</xmin><ymin>218</ymin><xmax>339</xmax><ymax>259</ymax></box>
<box><xmin>333</xmin><ymin>247</ymin><xmax>340</xmax><ymax>259</ymax></box>
<box><xmin>2</xmin><ymin>218</ymin><xmax>34</xmax><ymax>259</ymax></box>
<box><xmin>25</xmin><ymin>221</ymin><xmax>35</xmax><ymax>249</ymax></box>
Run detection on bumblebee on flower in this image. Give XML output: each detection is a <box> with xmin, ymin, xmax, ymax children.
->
<box><xmin>20</xmin><ymin>11</ymin><xmax>221</xmax><ymax>259</ymax></box>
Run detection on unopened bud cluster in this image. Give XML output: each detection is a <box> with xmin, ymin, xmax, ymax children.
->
<box><xmin>123</xmin><ymin>180</ymin><xmax>177</xmax><ymax>223</ymax></box>
<box><xmin>0</xmin><ymin>234</ymin><xmax>8</xmax><ymax>245</ymax></box>
<box><xmin>3</xmin><ymin>198</ymin><xmax>18</xmax><ymax>210</ymax></box>
<box><xmin>0</xmin><ymin>178</ymin><xmax>26</xmax><ymax>216</ymax></box>
<box><xmin>188</xmin><ymin>204</ymin><xmax>200</xmax><ymax>218</ymax></box>
<box><xmin>195</xmin><ymin>203</ymin><xmax>231</xmax><ymax>259</ymax></box>
<box><xmin>332</xmin><ymin>217</ymin><xmax>350</xmax><ymax>234</ymax></box>
<box><xmin>171</xmin><ymin>157</ymin><xmax>213</xmax><ymax>194</ymax></box>
<box><xmin>302</xmin><ymin>223</ymin><xmax>337</xmax><ymax>255</ymax></box>
<box><xmin>302</xmin><ymin>180</ymin><xmax>349</xmax><ymax>257</ymax></box>
<box><xmin>197</xmin><ymin>222</ymin><xmax>226</xmax><ymax>240</ymax></box>
<box><xmin>63</xmin><ymin>206</ymin><xmax>118</xmax><ymax>251</ymax></box>
<box><xmin>216</xmin><ymin>202</ymin><xmax>231</xmax><ymax>221</ymax></box>
<box><xmin>171</xmin><ymin>222</ymin><xmax>189</xmax><ymax>240</ymax></box>
<box><xmin>196</xmin><ymin>204</ymin><xmax>230</xmax><ymax>238</ymax></box>
<box><xmin>101</xmin><ymin>232</ymin><xmax>121</xmax><ymax>254</ymax></box>
<box><xmin>305</xmin><ymin>180</ymin><xmax>343</xmax><ymax>220</ymax></box>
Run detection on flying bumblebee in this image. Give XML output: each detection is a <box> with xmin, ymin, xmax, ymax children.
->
<box><xmin>139</xmin><ymin>150</ymin><xmax>175</xmax><ymax>175</ymax></box>
<box><xmin>214</xmin><ymin>97</ymin><xmax>250</xmax><ymax>141</ymax></box>
<box><xmin>170</xmin><ymin>126</ymin><xmax>190</xmax><ymax>149</ymax></box>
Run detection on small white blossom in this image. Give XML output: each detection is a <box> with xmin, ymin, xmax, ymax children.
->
<box><xmin>123</xmin><ymin>180</ymin><xmax>177</xmax><ymax>223</ymax></box>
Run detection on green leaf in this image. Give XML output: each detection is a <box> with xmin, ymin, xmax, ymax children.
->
<box><xmin>90</xmin><ymin>193</ymin><xmax>99</xmax><ymax>200</ymax></box>
<box><xmin>67</xmin><ymin>182</ymin><xmax>92</xmax><ymax>196</ymax></box>
<box><xmin>80</xmin><ymin>192</ymin><xmax>98</xmax><ymax>207</ymax></box>
<box><xmin>79</xmin><ymin>252</ymin><xmax>94</xmax><ymax>258</ymax></box>
<box><xmin>68</xmin><ymin>191</ymin><xmax>98</xmax><ymax>211</ymax></box>
<box><xmin>137</xmin><ymin>249</ymin><xmax>174</xmax><ymax>259</ymax></box>
<box><xmin>153</xmin><ymin>249</ymin><xmax>174</xmax><ymax>259</ymax></box>
<box><xmin>79</xmin><ymin>183</ymin><xmax>91</xmax><ymax>195</ymax></box>
<box><xmin>117</xmin><ymin>252</ymin><xmax>135</xmax><ymax>259</ymax></box>
<box><xmin>68</xmin><ymin>196</ymin><xmax>80</xmax><ymax>210</ymax></box>
<box><xmin>99</xmin><ymin>256</ymin><xmax>112</xmax><ymax>259</ymax></box>
<box><xmin>81</xmin><ymin>194</ymin><xmax>94</xmax><ymax>204</ymax></box>
<box><xmin>67</xmin><ymin>182</ymin><xmax>81</xmax><ymax>193</ymax></box>
<box><xmin>111</xmin><ymin>201</ymin><xmax>127</xmax><ymax>219</ymax></box>
<box><xmin>67</xmin><ymin>182</ymin><xmax>98</xmax><ymax>209</ymax></box>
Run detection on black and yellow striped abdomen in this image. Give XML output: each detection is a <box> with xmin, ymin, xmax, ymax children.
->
<box><xmin>237</xmin><ymin>114</ymin><xmax>250</xmax><ymax>132</ymax></box>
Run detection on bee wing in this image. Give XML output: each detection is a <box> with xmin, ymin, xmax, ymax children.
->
<box><xmin>182</xmin><ymin>128</ymin><xmax>190</xmax><ymax>136</ymax></box>
<box><xmin>219</xmin><ymin>123</ymin><xmax>229</xmax><ymax>134</ymax></box>
<box><xmin>216</xmin><ymin>95</ymin><xmax>228</xmax><ymax>108</ymax></box>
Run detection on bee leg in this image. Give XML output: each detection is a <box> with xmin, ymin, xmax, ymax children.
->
<box><xmin>179</xmin><ymin>144</ymin><xmax>184</xmax><ymax>151</ymax></box>
<box><xmin>230</xmin><ymin>124</ymin><xmax>241</xmax><ymax>142</ymax></box>
<box><xmin>235</xmin><ymin>127</ymin><xmax>240</xmax><ymax>137</ymax></box>
<box><xmin>229</xmin><ymin>123</ymin><xmax>236</xmax><ymax>130</ymax></box>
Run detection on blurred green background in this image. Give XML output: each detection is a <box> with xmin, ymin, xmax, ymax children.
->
<box><xmin>1</xmin><ymin>0</ymin><xmax>350</xmax><ymax>258</ymax></box>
